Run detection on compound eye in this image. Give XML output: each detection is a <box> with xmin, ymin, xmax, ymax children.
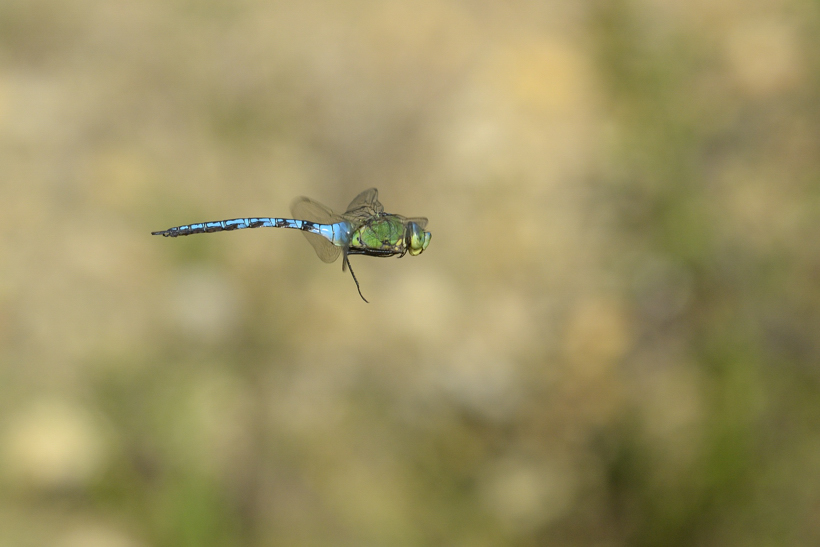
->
<box><xmin>407</xmin><ymin>222</ymin><xmax>431</xmax><ymax>256</ymax></box>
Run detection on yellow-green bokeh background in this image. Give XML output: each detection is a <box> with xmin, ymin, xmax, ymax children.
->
<box><xmin>2</xmin><ymin>1</ymin><xmax>819</xmax><ymax>545</ymax></box>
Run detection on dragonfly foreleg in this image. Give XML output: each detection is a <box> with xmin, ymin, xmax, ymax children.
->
<box><xmin>344</xmin><ymin>255</ymin><xmax>368</xmax><ymax>303</ymax></box>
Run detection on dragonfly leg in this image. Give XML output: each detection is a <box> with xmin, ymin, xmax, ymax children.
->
<box><xmin>344</xmin><ymin>255</ymin><xmax>368</xmax><ymax>303</ymax></box>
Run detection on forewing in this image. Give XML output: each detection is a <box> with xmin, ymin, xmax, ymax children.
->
<box><xmin>344</xmin><ymin>188</ymin><xmax>384</xmax><ymax>216</ymax></box>
<box><xmin>402</xmin><ymin>217</ymin><xmax>428</xmax><ymax>229</ymax></box>
<box><xmin>290</xmin><ymin>196</ymin><xmax>343</xmax><ymax>263</ymax></box>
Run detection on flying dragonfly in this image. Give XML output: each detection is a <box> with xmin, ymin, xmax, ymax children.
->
<box><xmin>151</xmin><ymin>188</ymin><xmax>431</xmax><ymax>302</ymax></box>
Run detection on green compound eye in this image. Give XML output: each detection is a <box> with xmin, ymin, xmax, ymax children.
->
<box><xmin>407</xmin><ymin>222</ymin><xmax>431</xmax><ymax>256</ymax></box>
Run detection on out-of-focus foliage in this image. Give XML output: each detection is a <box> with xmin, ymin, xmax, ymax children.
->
<box><xmin>1</xmin><ymin>0</ymin><xmax>819</xmax><ymax>545</ymax></box>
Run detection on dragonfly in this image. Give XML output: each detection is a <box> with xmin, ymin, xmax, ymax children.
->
<box><xmin>152</xmin><ymin>188</ymin><xmax>431</xmax><ymax>302</ymax></box>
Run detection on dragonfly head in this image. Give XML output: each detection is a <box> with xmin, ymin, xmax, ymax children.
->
<box><xmin>406</xmin><ymin>222</ymin><xmax>431</xmax><ymax>256</ymax></box>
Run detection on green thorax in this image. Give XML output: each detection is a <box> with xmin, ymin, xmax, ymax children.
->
<box><xmin>349</xmin><ymin>215</ymin><xmax>408</xmax><ymax>255</ymax></box>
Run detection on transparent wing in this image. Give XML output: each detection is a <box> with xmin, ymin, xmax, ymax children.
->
<box><xmin>402</xmin><ymin>217</ymin><xmax>428</xmax><ymax>229</ymax></box>
<box><xmin>291</xmin><ymin>196</ymin><xmax>341</xmax><ymax>223</ymax></box>
<box><xmin>343</xmin><ymin>188</ymin><xmax>384</xmax><ymax>218</ymax></box>
<box><xmin>291</xmin><ymin>196</ymin><xmax>343</xmax><ymax>263</ymax></box>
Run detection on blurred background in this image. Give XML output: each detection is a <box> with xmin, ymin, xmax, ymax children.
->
<box><xmin>1</xmin><ymin>0</ymin><xmax>819</xmax><ymax>545</ymax></box>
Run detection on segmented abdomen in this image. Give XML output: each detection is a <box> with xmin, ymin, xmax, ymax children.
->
<box><xmin>152</xmin><ymin>218</ymin><xmax>311</xmax><ymax>237</ymax></box>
